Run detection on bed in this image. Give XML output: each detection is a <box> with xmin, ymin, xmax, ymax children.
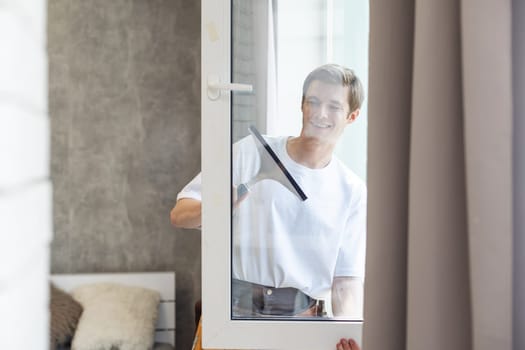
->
<box><xmin>49</xmin><ymin>271</ymin><xmax>176</xmax><ymax>350</ymax></box>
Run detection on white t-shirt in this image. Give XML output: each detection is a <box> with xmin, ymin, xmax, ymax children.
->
<box><xmin>177</xmin><ymin>135</ymin><xmax>367</xmax><ymax>299</ymax></box>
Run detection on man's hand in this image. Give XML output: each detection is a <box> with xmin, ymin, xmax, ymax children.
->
<box><xmin>232</xmin><ymin>184</ymin><xmax>249</xmax><ymax>209</ymax></box>
<box><xmin>336</xmin><ymin>338</ymin><xmax>361</xmax><ymax>350</ymax></box>
<box><xmin>331</xmin><ymin>276</ymin><xmax>363</xmax><ymax>318</ymax></box>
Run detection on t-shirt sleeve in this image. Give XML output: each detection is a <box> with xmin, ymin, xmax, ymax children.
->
<box><xmin>176</xmin><ymin>173</ymin><xmax>202</xmax><ymax>201</ymax></box>
<box><xmin>175</xmin><ymin>135</ymin><xmax>256</xmax><ymax>204</ymax></box>
<box><xmin>334</xmin><ymin>182</ymin><xmax>367</xmax><ymax>279</ymax></box>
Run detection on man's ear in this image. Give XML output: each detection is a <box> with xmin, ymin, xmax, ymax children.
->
<box><xmin>346</xmin><ymin>109</ymin><xmax>360</xmax><ymax>124</ymax></box>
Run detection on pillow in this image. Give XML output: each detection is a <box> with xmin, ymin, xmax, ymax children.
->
<box><xmin>49</xmin><ymin>283</ymin><xmax>83</xmax><ymax>349</ymax></box>
<box><xmin>153</xmin><ymin>343</ymin><xmax>175</xmax><ymax>350</ymax></box>
<box><xmin>71</xmin><ymin>282</ymin><xmax>161</xmax><ymax>350</ymax></box>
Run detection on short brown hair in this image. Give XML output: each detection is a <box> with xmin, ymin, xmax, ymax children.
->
<box><xmin>302</xmin><ymin>64</ymin><xmax>364</xmax><ymax>112</ymax></box>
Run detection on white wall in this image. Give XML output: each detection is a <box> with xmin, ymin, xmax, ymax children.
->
<box><xmin>0</xmin><ymin>1</ymin><xmax>51</xmax><ymax>348</ymax></box>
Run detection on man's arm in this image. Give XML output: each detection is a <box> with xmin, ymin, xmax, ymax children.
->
<box><xmin>170</xmin><ymin>185</ymin><xmax>246</xmax><ymax>230</ymax></box>
<box><xmin>331</xmin><ymin>276</ymin><xmax>363</xmax><ymax>318</ymax></box>
<box><xmin>170</xmin><ymin>198</ymin><xmax>202</xmax><ymax>229</ymax></box>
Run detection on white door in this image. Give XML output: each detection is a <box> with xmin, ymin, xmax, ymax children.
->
<box><xmin>201</xmin><ymin>1</ymin><xmax>369</xmax><ymax>348</ymax></box>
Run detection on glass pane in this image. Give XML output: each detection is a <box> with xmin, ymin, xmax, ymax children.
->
<box><xmin>231</xmin><ymin>0</ymin><xmax>369</xmax><ymax>321</ymax></box>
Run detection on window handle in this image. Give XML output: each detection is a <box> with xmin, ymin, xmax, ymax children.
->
<box><xmin>207</xmin><ymin>75</ymin><xmax>253</xmax><ymax>100</ymax></box>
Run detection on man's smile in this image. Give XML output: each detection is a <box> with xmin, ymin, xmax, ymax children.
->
<box><xmin>310</xmin><ymin>120</ymin><xmax>332</xmax><ymax>129</ymax></box>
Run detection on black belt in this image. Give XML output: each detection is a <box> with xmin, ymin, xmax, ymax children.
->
<box><xmin>231</xmin><ymin>279</ymin><xmax>318</xmax><ymax>316</ymax></box>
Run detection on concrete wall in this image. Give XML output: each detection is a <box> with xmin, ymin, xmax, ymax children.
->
<box><xmin>47</xmin><ymin>1</ymin><xmax>201</xmax><ymax>349</ymax></box>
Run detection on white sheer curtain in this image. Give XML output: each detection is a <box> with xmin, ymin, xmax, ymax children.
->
<box><xmin>363</xmin><ymin>0</ymin><xmax>515</xmax><ymax>349</ymax></box>
<box><xmin>0</xmin><ymin>1</ymin><xmax>51</xmax><ymax>349</ymax></box>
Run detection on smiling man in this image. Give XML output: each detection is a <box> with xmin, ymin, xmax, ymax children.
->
<box><xmin>171</xmin><ymin>64</ymin><xmax>367</xmax><ymax>318</ymax></box>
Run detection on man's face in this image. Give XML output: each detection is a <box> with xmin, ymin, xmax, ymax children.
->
<box><xmin>301</xmin><ymin>80</ymin><xmax>357</xmax><ymax>144</ymax></box>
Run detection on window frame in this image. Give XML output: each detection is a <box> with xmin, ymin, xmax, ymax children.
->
<box><xmin>201</xmin><ymin>0</ymin><xmax>363</xmax><ymax>349</ymax></box>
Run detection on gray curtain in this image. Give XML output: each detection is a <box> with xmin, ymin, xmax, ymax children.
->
<box><xmin>513</xmin><ymin>1</ymin><xmax>525</xmax><ymax>349</ymax></box>
<box><xmin>363</xmin><ymin>1</ymin><xmax>514</xmax><ymax>349</ymax></box>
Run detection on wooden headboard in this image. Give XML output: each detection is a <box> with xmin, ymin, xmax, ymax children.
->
<box><xmin>50</xmin><ymin>272</ymin><xmax>176</xmax><ymax>347</ymax></box>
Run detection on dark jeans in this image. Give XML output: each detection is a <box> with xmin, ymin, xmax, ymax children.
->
<box><xmin>231</xmin><ymin>279</ymin><xmax>322</xmax><ymax>317</ymax></box>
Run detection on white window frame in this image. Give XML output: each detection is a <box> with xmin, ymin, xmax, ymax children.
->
<box><xmin>201</xmin><ymin>1</ymin><xmax>363</xmax><ymax>349</ymax></box>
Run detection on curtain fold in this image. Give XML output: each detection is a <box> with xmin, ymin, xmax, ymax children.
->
<box><xmin>407</xmin><ymin>1</ymin><xmax>471</xmax><ymax>349</ymax></box>
<box><xmin>513</xmin><ymin>1</ymin><xmax>525</xmax><ymax>348</ymax></box>
<box><xmin>363</xmin><ymin>0</ymin><xmax>414</xmax><ymax>349</ymax></box>
<box><xmin>365</xmin><ymin>0</ymin><xmax>513</xmax><ymax>349</ymax></box>
<box><xmin>461</xmin><ymin>1</ymin><xmax>513</xmax><ymax>348</ymax></box>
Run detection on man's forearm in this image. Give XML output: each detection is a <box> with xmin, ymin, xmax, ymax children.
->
<box><xmin>331</xmin><ymin>276</ymin><xmax>363</xmax><ymax>318</ymax></box>
<box><xmin>170</xmin><ymin>198</ymin><xmax>202</xmax><ymax>229</ymax></box>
